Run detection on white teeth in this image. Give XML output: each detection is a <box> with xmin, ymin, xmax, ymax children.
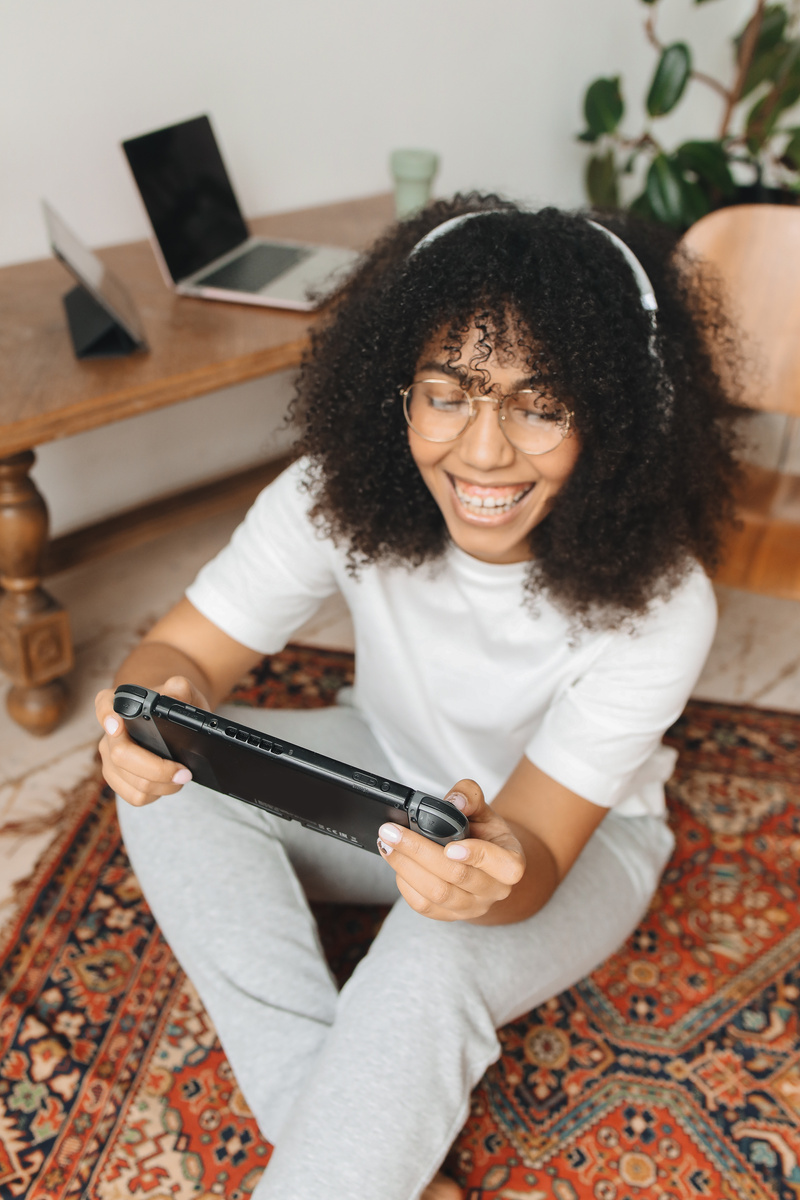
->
<box><xmin>452</xmin><ymin>481</ymin><xmax>531</xmax><ymax>513</ymax></box>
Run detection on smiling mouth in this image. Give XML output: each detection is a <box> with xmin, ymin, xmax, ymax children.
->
<box><xmin>449</xmin><ymin>475</ymin><xmax>534</xmax><ymax>515</ymax></box>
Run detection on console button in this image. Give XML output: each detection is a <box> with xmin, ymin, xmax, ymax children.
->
<box><xmin>114</xmin><ymin>696</ymin><xmax>142</xmax><ymax>717</ymax></box>
<box><xmin>415</xmin><ymin>810</ymin><xmax>457</xmax><ymax>838</ymax></box>
<box><xmin>169</xmin><ymin>704</ymin><xmax>204</xmax><ymax>729</ymax></box>
<box><xmin>271</xmin><ymin>742</ymin><xmax>284</xmax><ymax>755</ymax></box>
<box><xmin>247</xmin><ymin>735</ymin><xmax>260</xmax><ymax>746</ymax></box>
<box><xmin>419</xmin><ymin>797</ymin><xmax>456</xmax><ymax>816</ymax></box>
<box><xmin>124</xmin><ymin>685</ymin><xmax>149</xmax><ymax>699</ymax></box>
<box><xmin>235</xmin><ymin>730</ymin><xmax>249</xmax><ymax>742</ymax></box>
<box><xmin>353</xmin><ymin>771</ymin><xmax>378</xmax><ymax>786</ymax></box>
<box><xmin>225</xmin><ymin>726</ymin><xmax>237</xmax><ymax>737</ymax></box>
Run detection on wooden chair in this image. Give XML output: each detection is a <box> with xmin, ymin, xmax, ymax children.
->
<box><xmin>679</xmin><ymin>205</ymin><xmax>800</xmax><ymax>600</ymax></box>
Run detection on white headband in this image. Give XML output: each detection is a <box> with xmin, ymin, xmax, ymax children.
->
<box><xmin>409</xmin><ymin>210</ymin><xmax>659</xmax><ymax>319</ymax></box>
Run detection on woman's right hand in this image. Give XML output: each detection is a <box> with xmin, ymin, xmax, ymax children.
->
<box><xmin>96</xmin><ymin>675</ymin><xmax>211</xmax><ymax>807</ymax></box>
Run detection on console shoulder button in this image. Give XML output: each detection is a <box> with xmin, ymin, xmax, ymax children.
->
<box><xmin>416</xmin><ymin>810</ymin><xmax>458</xmax><ymax>838</ymax></box>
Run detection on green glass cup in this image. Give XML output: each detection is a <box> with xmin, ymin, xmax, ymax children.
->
<box><xmin>389</xmin><ymin>149</ymin><xmax>440</xmax><ymax>219</ymax></box>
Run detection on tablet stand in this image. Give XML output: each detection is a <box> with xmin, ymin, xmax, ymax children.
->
<box><xmin>62</xmin><ymin>284</ymin><xmax>139</xmax><ymax>359</ymax></box>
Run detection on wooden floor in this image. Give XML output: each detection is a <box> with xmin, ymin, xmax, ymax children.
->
<box><xmin>714</xmin><ymin>464</ymin><xmax>800</xmax><ymax>600</ymax></box>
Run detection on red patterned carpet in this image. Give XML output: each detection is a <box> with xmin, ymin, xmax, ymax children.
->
<box><xmin>0</xmin><ymin>645</ymin><xmax>798</xmax><ymax>1199</ymax></box>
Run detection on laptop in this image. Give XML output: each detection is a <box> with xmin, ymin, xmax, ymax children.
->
<box><xmin>122</xmin><ymin>115</ymin><xmax>359</xmax><ymax>311</ymax></box>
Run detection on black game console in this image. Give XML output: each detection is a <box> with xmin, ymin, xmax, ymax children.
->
<box><xmin>113</xmin><ymin>686</ymin><xmax>468</xmax><ymax>856</ymax></box>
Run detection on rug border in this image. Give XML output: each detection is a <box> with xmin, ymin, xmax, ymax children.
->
<box><xmin>0</xmin><ymin>766</ymin><xmax>107</xmax><ymax>965</ymax></box>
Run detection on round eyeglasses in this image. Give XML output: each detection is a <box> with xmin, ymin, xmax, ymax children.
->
<box><xmin>401</xmin><ymin>379</ymin><xmax>573</xmax><ymax>456</ymax></box>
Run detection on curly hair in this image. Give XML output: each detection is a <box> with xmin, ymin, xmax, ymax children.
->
<box><xmin>290</xmin><ymin>193</ymin><xmax>744</xmax><ymax>628</ymax></box>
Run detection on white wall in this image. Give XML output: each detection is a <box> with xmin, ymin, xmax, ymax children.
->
<box><xmin>2</xmin><ymin>0</ymin><xmax>753</xmax><ymax>535</ymax></box>
<box><xmin>34</xmin><ymin>374</ymin><xmax>298</xmax><ymax>538</ymax></box>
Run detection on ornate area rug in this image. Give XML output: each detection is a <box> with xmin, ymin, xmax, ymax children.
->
<box><xmin>0</xmin><ymin>645</ymin><xmax>798</xmax><ymax>1200</ymax></box>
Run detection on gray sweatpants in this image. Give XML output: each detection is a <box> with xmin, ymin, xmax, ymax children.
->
<box><xmin>116</xmin><ymin>702</ymin><xmax>675</xmax><ymax>1200</ymax></box>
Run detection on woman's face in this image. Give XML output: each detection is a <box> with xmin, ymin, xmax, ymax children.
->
<box><xmin>407</xmin><ymin>326</ymin><xmax>580</xmax><ymax>564</ymax></box>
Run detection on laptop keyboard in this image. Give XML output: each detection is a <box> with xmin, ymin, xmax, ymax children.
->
<box><xmin>197</xmin><ymin>243</ymin><xmax>312</xmax><ymax>292</ymax></box>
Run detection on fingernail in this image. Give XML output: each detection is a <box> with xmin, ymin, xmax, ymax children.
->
<box><xmin>378</xmin><ymin>823</ymin><xmax>401</xmax><ymax>844</ymax></box>
<box><xmin>445</xmin><ymin>843</ymin><xmax>468</xmax><ymax>859</ymax></box>
<box><xmin>377</xmin><ymin>838</ymin><xmax>394</xmax><ymax>856</ymax></box>
<box><xmin>172</xmin><ymin>767</ymin><xmax>192</xmax><ymax>784</ymax></box>
<box><xmin>104</xmin><ymin>717</ymin><xmax>120</xmax><ymax>735</ymax></box>
<box><xmin>447</xmin><ymin>792</ymin><xmax>467</xmax><ymax>811</ymax></box>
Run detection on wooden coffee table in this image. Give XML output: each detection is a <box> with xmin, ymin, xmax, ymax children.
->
<box><xmin>0</xmin><ymin>194</ymin><xmax>394</xmax><ymax>734</ymax></box>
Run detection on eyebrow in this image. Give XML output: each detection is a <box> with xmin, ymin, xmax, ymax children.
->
<box><xmin>414</xmin><ymin>359</ymin><xmax>539</xmax><ymax>391</ymax></box>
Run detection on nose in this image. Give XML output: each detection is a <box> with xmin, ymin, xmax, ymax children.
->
<box><xmin>458</xmin><ymin>398</ymin><xmax>517</xmax><ymax>470</ymax></box>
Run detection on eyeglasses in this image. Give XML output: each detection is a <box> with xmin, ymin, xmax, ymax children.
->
<box><xmin>401</xmin><ymin>379</ymin><xmax>573</xmax><ymax>456</ymax></box>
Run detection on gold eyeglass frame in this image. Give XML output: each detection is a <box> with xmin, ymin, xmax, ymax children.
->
<box><xmin>400</xmin><ymin>380</ymin><xmax>574</xmax><ymax>456</ymax></box>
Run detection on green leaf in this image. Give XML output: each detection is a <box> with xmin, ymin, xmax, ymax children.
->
<box><xmin>745</xmin><ymin>41</ymin><xmax>800</xmax><ymax>151</ymax></box>
<box><xmin>577</xmin><ymin>129</ymin><xmax>599</xmax><ymax>143</ymax></box>
<box><xmin>585</xmin><ymin>150</ymin><xmax>620</xmax><ymax>208</ymax></box>
<box><xmin>622</xmin><ymin>148</ymin><xmax>642</xmax><ymax>175</ymax></box>
<box><xmin>779</xmin><ymin>40</ymin><xmax>800</xmax><ymax>96</ymax></box>
<box><xmin>629</xmin><ymin>192</ymin><xmax>656</xmax><ymax>221</ymax></box>
<box><xmin>583</xmin><ymin>77</ymin><xmax>624</xmax><ymax>137</ymax></box>
<box><xmin>745</xmin><ymin>92</ymin><xmax>778</xmax><ymax>151</ymax></box>
<box><xmin>645</xmin><ymin>154</ymin><xmax>687</xmax><ymax>227</ymax></box>
<box><xmin>734</xmin><ymin>4</ymin><xmax>788</xmax><ymax>61</ymax></box>
<box><xmin>674</xmin><ymin>140</ymin><xmax>736</xmax><ymax>196</ymax></box>
<box><xmin>740</xmin><ymin>41</ymin><xmax>789</xmax><ymax>98</ymax></box>
<box><xmin>680</xmin><ymin>179</ymin><xmax>712</xmax><ymax>225</ymax></box>
<box><xmin>647</xmin><ymin>43</ymin><xmax>692</xmax><ymax>117</ymax></box>
<box><xmin>783</xmin><ymin>127</ymin><xmax>800</xmax><ymax>169</ymax></box>
<box><xmin>736</xmin><ymin>8</ymin><xmax>797</xmax><ymax>97</ymax></box>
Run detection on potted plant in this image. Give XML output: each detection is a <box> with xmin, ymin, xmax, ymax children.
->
<box><xmin>578</xmin><ymin>0</ymin><xmax>800</xmax><ymax>229</ymax></box>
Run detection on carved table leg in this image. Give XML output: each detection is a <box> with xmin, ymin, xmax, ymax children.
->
<box><xmin>0</xmin><ymin>451</ymin><xmax>74</xmax><ymax>735</ymax></box>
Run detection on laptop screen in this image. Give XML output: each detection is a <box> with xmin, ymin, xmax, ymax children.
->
<box><xmin>123</xmin><ymin>115</ymin><xmax>250</xmax><ymax>283</ymax></box>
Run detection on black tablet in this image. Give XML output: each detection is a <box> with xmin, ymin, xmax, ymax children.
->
<box><xmin>43</xmin><ymin>201</ymin><xmax>148</xmax><ymax>350</ymax></box>
<box><xmin>113</xmin><ymin>686</ymin><xmax>468</xmax><ymax>856</ymax></box>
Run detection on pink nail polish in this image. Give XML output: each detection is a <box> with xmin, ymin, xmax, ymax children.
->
<box><xmin>172</xmin><ymin>767</ymin><xmax>192</xmax><ymax>785</ymax></box>
<box><xmin>447</xmin><ymin>792</ymin><xmax>468</xmax><ymax>810</ymax></box>
<box><xmin>379</xmin><ymin>823</ymin><xmax>401</xmax><ymax>843</ymax></box>
<box><xmin>104</xmin><ymin>717</ymin><xmax>120</xmax><ymax>735</ymax></box>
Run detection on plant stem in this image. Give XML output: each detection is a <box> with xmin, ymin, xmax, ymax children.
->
<box><xmin>719</xmin><ymin>0</ymin><xmax>767</xmax><ymax>138</ymax></box>
<box><xmin>691</xmin><ymin>70</ymin><xmax>732</xmax><ymax>102</ymax></box>
<box><xmin>644</xmin><ymin>11</ymin><xmax>663</xmax><ymax>55</ymax></box>
<box><xmin>615</xmin><ymin>131</ymin><xmax>662</xmax><ymax>153</ymax></box>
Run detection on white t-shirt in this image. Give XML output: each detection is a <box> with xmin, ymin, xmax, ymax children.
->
<box><xmin>186</xmin><ymin>459</ymin><xmax>717</xmax><ymax>819</ymax></box>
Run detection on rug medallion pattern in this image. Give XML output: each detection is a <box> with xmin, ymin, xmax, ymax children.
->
<box><xmin>0</xmin><ymin>646</ymin><xmax>797</xmax><ymax>1198</ymax></box>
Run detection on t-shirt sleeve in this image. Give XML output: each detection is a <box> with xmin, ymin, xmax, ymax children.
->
<box><xmin>185</xmin><ymin>459</ymin><xmax>339</xmax><ymax>653</ymax></box>
<box><xmin>525</xmin><ymin>567</ymin><xmax>717</xmax><ymax>808</ymax></box>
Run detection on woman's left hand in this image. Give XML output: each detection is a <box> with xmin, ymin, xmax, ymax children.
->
<box><xmin>377</xmin><ymin>778</ymin><xmax>526</xmax><ymax>921</ymax></box>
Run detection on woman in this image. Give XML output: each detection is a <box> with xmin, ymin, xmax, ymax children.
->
<box><xmin>97</xmin><ymin>197</ymin><xmax>741</xmax><ymax>1200</ymax></box>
